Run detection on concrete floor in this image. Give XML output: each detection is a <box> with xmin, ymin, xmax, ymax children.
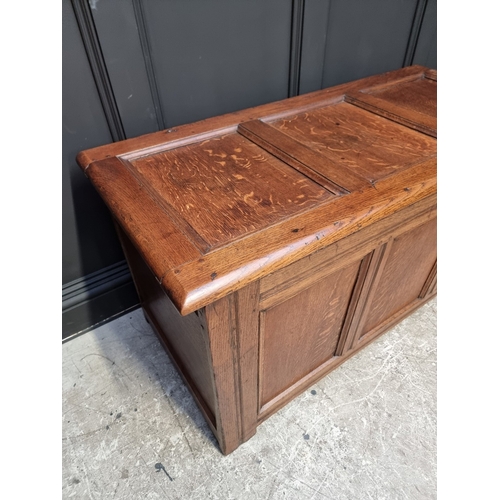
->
<box><xmin>62</xmin><ymin>298</ymin><xmax>436</xmax><ymax>500</ymax></box>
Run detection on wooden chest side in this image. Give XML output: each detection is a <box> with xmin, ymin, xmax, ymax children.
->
<box><xmin>116</xmin><ymin>225</ymin><xmax>219</xmax><ymax>433</ymax></box>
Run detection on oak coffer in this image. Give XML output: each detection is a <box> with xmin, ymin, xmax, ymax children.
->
<box><xmin>77</xmin><ymin>66</ymin><xmax>437</xmax><ymax>454</ymax></box>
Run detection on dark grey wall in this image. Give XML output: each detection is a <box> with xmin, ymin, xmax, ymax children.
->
<box><xmin>413</xmin><ymin>0</ymin><xmax>437</xmax><ymax>69</ymax></box>
<box><xmin>62</xmin><ymin>0</ymin><xmax>437</xmax><ymax>340</ymax></box>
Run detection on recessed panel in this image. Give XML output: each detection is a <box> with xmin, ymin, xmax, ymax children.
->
<box><xmin>347</xmin><ymin>76</ymin><xmax>437</xmax><ymax>136</ymax></box>
<box><xmin>369</xmin><ymin>77</ymin><xmax>437</xmax><ymax>118</ymax></box>
<box><xmin>270</xmin><ymin>102</ymin><xmax>436</xmax><ymax>183</ymax></box>
<box><xmin>361</xmin><ymin>218</ymin><xmax>437</xmax><ymax>337</ymax></box>
<box><xmin>129</xmin><ymin>134</ymin><xmax>333</xmax><ymax>249</ymax></box>
<box><xmin>259</xmin><ymin>260</ymin><xmax>360</xmax><ymax>407</ymax></box>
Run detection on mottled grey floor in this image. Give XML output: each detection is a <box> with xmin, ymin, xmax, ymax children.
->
<box><xmin>62</xmin><ymin>298</ymin><xmax>436</xmax><ymax>500</ymax></box>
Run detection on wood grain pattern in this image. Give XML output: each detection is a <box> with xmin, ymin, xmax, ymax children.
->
<box><xmin>258</xmin><ymin>288</ymin><xmax>435</xmax><ymax>424</ymax></box>
<box><xmin>257</xmin><ymin>291</ymin><xmax>436</xmax><ymax>423</ymax></box>
<box><xmin>345</xmin><ymin>93</ymin><xmax>436</xmax><ymax>138</ymax></box>
<box><xmin>352</xmin><ymin>291</ymin><xmax>437</xmax><ymax>366</ymax></box>
<box><xmin>419</xmin><ymin>260</ymin><xmax>437</xmax><ymax>298</ymax></box>
<box><xmin>370</xmin><ymin>77</ymin><xmax>436</xmax><ymax>117</ymax></box>
<box><xmin>85</xmin><ymin>157</ymin><xmax>201</xmax><ymax>282</ymax></box>
<box><xmin>166</xmin><ymin>157</ymin><xmax>436</xmax><ymax>315</ymax></box>
<box><xmin>360</xmin><ymin>217</ymin><xmax>437</xmax><ymax>337</ymax></box>
<box><xmin>336</xmin><ymin>241</ymin><xmax>394</xmax><ymax>354</ymax></box>
<box><xmin>203</xmin><ymin>281</ymin><xmax>260</xmax><ymax>455</ymax></box>
<box><xmin>259</xmin><ymin>194</ymin><xmax>436</xmax><ymax>310</ymax></box>
<box><xmin>128</xmin><ymin>133</ymin><xmax>332</xmax><ymax>250</ymax></box>
<box><xmin>237</xmin><ymin>119</ymin><xmax>371</xmax><ymax>193</ymax></box>
<box><xmin>346</xmin><ymin>74</ymin><xmax>436</xmax><ymax>137</ymax></box>
<box><xmin>270</xmin><ymin>102</ymin><xmax>436</xmax><ymax>183</ymax></box>
<box><xmin>259</xmin><ymin>260</ymin><xmax>360</xmax><ymax>407</ymax></box>
<box><xmin>119</xmin><ymin>157</ymin><xmax>211</xmax><ymax>254</ymax></box>
<box><xmin>79</xmin><ymin>67</ymin><xmax>437</xmax><ymax>316</ymax></box>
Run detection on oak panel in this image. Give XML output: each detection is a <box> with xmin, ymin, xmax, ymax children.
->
<box><xmin>361</xmin><ymin>217</ymin><xmax>437</xmax><ymax>337</ymax></box>
<box><xmin>335</xmin><ymin>243</ymin><xmax>393</xmax><ymax>356</ymax></box>
<box><xmin>171</xmin><ymin>158</ymin><xmax>436</xmax><ymax>315</ymax></box>
<box><xmin>85</xmin><ymin>157</ymin><xmax>201</xmax><ymax>282</ymax></box>
<box><xmin>346</xmin><ymin>76</ymin><xmax>437</xmax><ymax>137</ymax></box>
<box><xmin>419</xmin><ymin>260</ymin><xmax>437</xmax><ymax>299</ymax></box>
<box><xmin>129</xmin><ymin>133</ymin><xmax>333</xmax><ymax>250</ymax></box>
<box><xmin>270</xmin><ymin>102</ymin><xmax>436</xmax><ymax>183</ymax></box>
<box><xmin>237</xmin><ymin>119</ymin><xmax>371</xmax><ymax>193</ymax></box>
<box><xmin>370</xmin><ymin>77</ymin><xmax>436</xmax><ymax>117</ymax></box>
<box><xmin>259</xmin><ymin>260</ymin><xmax>360</xmax><ymax>406</ymax></box>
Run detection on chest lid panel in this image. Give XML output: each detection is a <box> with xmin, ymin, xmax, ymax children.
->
<box><xmin>126</xmin><ymin>133</ymin><xmax>335</xmax><ymax>252</ymax></box>
<box><xmin>266</xmin><ymin>100</ymin><xmax>436</xmax><ymax>183</ymax></box>
<box><xmin>345</xmin><ymin>71</ymin><xmax>437</xmax><ymax>137</ymax></box>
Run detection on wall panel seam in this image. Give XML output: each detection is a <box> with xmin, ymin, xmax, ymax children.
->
<box><xmin>289</xmin><ymin>0</ymin><xmax>305</xmax><ymax>97</ymax></box>
<box><xmin>319</xmin><ymin>0</ymin><xmax>333</xmax><ymax>89</ymax></box>
<box><xmin>131</xmin><ymin>0</ymin><xmax>166</xmax><ymax>130</ymax></box>
<box><xmin>403</xmin><ymin>0</ymin><xmax>429</xmax><ymax>67</ymax></box>
<box><xmin>70</xmin><ymin>0</ymin><xmax>126</xmax><ymax>141</ymax></box>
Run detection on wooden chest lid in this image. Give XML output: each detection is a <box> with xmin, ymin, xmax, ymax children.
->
<box><xmin>77</xmin><ymin>65</ymin><xmax>437</xmax><ymax>315</ymax></box>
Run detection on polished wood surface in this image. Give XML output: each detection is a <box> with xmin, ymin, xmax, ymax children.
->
<box><xmin>128</xmin><ymin>133</ymin><xmax>333</xmax><ymax>250</ymax></box>
<box><xmin>360</xmin><ymin>217</ymin><xmax>437</xmax><ymax>338</ymax></box>
<box><xmin>203</xmin><ymin>282</ymin><xmax>260</xmax><ymax>454</ymax></box>
<box><xmin>260</xmin><ymin>260</ymin><xmax>360</xmax><ymax>406</ymax></box>
<box><xmin>237</xmin><ymin>119</ymin><xmax>370</xmax><ymax>193</ymax></box>
<box><xmin>346</xmin><ymin>72</ymin><xmax>437</xmax><ymax>137</ymax></box>
<box><xmin>270</xmin><ymin>102</ymin><xmax>435</xmax><ymax>183</ymax></box>
<box><xmin>78</xmin><ymin>66</ymin><xmax>437</xmax><ymax>454</ymax></box>
<box><xmin>170</xmin><ymin>158</ymin><xmax>435</xmax><ymax>315</ymax></box>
